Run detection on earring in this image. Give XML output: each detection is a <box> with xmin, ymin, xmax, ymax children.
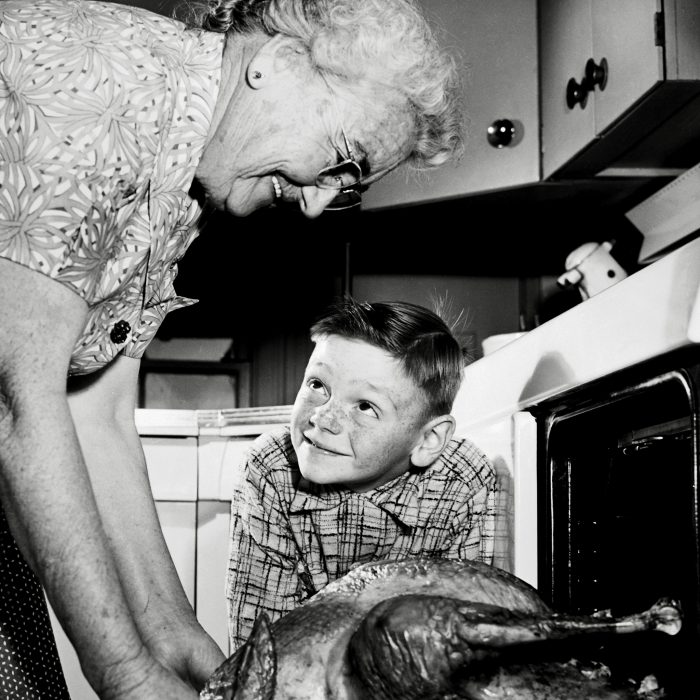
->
<box><xmin>248</xmin><ymin>67</ymin><xmax>264</xmax><ymax>88</ymax></box>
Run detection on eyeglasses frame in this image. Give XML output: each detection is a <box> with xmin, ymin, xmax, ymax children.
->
<box><xmin>315</xmin><ymin>84</ymin><xmax>365</xmax><ymax>211</ymax></box>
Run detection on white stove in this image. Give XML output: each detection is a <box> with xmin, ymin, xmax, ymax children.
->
<box><xmin>453</xmin><ymin>235</ymin><xmax>700</xmax><ymax>433</ymax></box>
<box><xmin>449</xmin><ymin>235</ymin><xmax>700</xmax><ymax>589</ymax></box>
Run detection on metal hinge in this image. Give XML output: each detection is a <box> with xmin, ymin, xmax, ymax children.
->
<box><xmin>654</xmin><ymin>11</ymin><xmax>665</xmax><ymax>47</ymax></box>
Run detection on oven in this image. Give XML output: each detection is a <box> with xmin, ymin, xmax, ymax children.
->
<box><xmin>534</xmin><ymin>347</ymin><xmax>700</xmax><ymax>697</ymax></box>
<box><xmin>451</xmin><ymin>232</ymin><xmax>700</xmax><ymax>697</ymax></box>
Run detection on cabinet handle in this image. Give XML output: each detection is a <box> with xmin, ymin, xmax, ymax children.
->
<box><xmin>487</xmin><ymin>119</ymin><xmax>515</xmax><ymax>148</ymax></box>
<box><xmin>566</xmin><ymin>57</ymin><xmax>608</xmax><ymax>110</ymax></box>
<box><xmin>584</xmin><ymin>57</ymin><xmax>608</xmax><ymax>92</ymax></box>
<box><xmin>566</xmin><ymin>78</ymin><xmax>588</xmax><ymax>109</ymax></box>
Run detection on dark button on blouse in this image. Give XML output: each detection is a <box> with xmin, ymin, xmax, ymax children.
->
<box><xmin>110</xmin><ymin>320</ymin><xmax>131</xmax><ymax>344</ymax></box>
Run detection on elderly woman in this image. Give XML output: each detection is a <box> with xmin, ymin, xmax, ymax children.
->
<box><xmin>0</xmin><ymin>0</ymin><xmax>462</xmax><ymax>698</ymax></box>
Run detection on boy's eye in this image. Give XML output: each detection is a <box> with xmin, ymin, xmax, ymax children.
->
<box><xmin>307</xmin><ymin>378</ymin><xmax>328</xmax><ymax>396</ymax></box>
<box><xmin>357</xmin><ymin>401</ymin><xmax>378</xmax><ymax>418</ymax></box>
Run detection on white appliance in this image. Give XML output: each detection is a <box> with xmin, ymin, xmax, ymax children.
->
<box><xmin>452</xmin><ymin>234</ymin><xmax>700</xmax><ymax>588</ymax></box>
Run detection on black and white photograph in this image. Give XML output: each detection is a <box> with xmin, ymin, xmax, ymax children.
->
<box><xmin>1</xmin><ymin>1</ymin><xmax>699</xmax><ymax>698</ymax></box>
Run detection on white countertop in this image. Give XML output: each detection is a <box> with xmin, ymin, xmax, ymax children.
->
<box><xmin>452</xmin><ymin>235</ymin><xmax>700</xmax><ymax>431</ymax></box>
<box><xmin>135</xmin><ymin>405</ymin><xmax>292</xmax><ymax>437</ymax></box>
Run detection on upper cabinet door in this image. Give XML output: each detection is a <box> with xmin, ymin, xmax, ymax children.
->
<box><xmin>541</xmin><ymin>0</ymin><xmax>663</xmax><ymax>178</ymax></box>
<box><xmin>362</xmin><ymin>0</ymin><xmax>539</xmax><ymax>211</ymax></box>
<box><xmin>539</xmin><ymin>0</ymin><xmax>595</xmax><ymax>177</ymax></box>
<box><xmin>591</xmin><ymin>0</ymin><xmax>662</xmax><ymax>134</ymax></box>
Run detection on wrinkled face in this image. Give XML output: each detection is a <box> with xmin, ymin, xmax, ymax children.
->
<box><xmin>196</xmin><ymin>37</ymin><xmax>413</xmax><ymax>218</ymax></box>
<box><xmin>290</xmin><ymin>335</ymin><xmax>429</xmax><ymax>492</ymax></box>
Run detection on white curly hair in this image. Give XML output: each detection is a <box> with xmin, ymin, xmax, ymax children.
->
<box><xmin>179</xmin><ymin>0</ymin><xmax>464</xmax><ymax>170</ymax></box>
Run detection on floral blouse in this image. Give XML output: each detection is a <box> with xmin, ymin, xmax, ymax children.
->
<box><xmin>0</xmin><ymin>0</ymin><xmax>224</xmax><ymax>375</ymax></box>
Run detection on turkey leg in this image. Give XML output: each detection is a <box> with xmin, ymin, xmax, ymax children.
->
<box><xmin>348</xmin><ymin>595</ymin><xmax>682</xmax><ymax>699</ymax></box>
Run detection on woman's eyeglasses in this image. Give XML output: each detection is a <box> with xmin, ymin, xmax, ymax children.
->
<box><xmin>315</xmin><ymin>128</ymin><xmax>365</xmax><ymax>211</ymax></box>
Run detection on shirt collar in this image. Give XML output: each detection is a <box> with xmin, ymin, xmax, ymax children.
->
<box><xmin>288</xmin><ymin>467</ymin><xmax>422</xmax><ymax>529</ymax></box>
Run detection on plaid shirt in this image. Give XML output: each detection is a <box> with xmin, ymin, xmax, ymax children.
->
<box><xmin>226</xmin><ymin>427</ymin><xmax>501</xmax><ymax>650</ymax></box>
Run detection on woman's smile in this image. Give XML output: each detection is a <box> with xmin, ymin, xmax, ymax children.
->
<box><xmin>271</xmin><ymin>174</ymin><xmax>283</xmax><ymax>200</ymax></box>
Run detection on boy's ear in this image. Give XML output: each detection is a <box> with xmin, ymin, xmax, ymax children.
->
<box><xmin>410</xmin><ymin>415</ymin><xmax>456</xmax><ymax>468</ymax></box>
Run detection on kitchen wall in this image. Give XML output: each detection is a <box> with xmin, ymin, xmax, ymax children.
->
<box><xmin>141</xmin><ymin>338</ymin><xmax>239</xmax><ymax>409</ymax></box>
<box><xmin>353</xmin><ymin>274</ymin><xmax>520</xmax><ymax>361</ymax></box>
<box><xmin>146</xmin><ymin>195</ymin><xmax>639</xmax><ymax>407</ymax></box>
<box><xmin>250</xmin><ymin>273</ymin><xmax>529</xmax><ymax>406</ymax></box>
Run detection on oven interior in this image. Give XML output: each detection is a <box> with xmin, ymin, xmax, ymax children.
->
<box><xmin>538</xmin><ymin>354</ymin><xmax>700</xmax><ymax>697</ymax></box>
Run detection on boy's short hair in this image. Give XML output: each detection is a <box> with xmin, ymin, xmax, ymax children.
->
<box><xmin>310</xmin><ymin>297</ymin><xmax>465</xmax><ymax>419</ymax></box>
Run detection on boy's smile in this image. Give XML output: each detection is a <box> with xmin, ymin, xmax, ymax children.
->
<box><xmin>290</xmin><ymin>335</ymin><xmax>429</xmax><ymax>492</ymax></box>
<box><xmin>301</xmin><ymin>435</ymin><xmax>350</xmax><ymax>457</ymax></box>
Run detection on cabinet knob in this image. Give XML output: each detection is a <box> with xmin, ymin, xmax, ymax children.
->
<box><xmin>584</xmin><ymin>57</ymin><xmax>608</xmax><ymax>91</ymax></box>
<box><xmin>487</xmin><ymin>119</ymin><xmax>515</xmax><ymax>148</ymax></box>
<box><xmin>567</xmin><ymin>57</ymin><xmax>608</xmax><ymax>110</ymax></box>
<box><xmin>566</xmin><ymin>78</ymin><xmax>588</xmax><ymax>109</ymax></box>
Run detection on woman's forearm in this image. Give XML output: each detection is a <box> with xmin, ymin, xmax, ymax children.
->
<box><xmin>67</xmin><ymin>355</ymin><xmax>225</xmax><ymax>685</ymax></box>
<box><xmin>67</xmin><ymin>355</ymin><xmax>198</xmax><ymax>633</ymax></box>
<box><xmin>0</xmin><ymin>393</ymin><xmax>156</xmax><ymax>696</ymax></box>
<box><xmin>72</xmin><ymin>409</ymin><xmax>198</xmax><ymax>637</ymax></box>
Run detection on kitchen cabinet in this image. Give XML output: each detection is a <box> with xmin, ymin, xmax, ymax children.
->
<box><xmin>540</xmin><ymin>0</ymin><xmax>700</xmax><ymax>178</ymax></box>
<box><xmin>363</xmin><ymin>0</ymin><xmax>539</xmax><ymax>210</ymax></box>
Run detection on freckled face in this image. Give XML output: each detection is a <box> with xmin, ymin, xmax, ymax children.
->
<box><xmin>290</xmin><ymin>335</ymin><xmax>428</xmax><ymax>492</ymax></box>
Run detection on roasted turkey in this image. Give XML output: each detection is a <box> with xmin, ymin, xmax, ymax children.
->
<box><xmin>201</xmin><ymin>557</ymin><xmax>682</xmax><ymax>700</ymax></box>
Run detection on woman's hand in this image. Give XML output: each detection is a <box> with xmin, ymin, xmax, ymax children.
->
<box><xmin>94</xmin><ymin>646</ymin><xmax>207</xmax><ymax>700</ymax></box>
<box><xmin>104</xmin><ymin>674</ymin><xmax>197</xmax><ymax>700</ymax></box>
<box><xmin>89</xmin><ymin>624</ymin><xmax>223</xmax><ymax>699</ymax></box>
<box><xmin>143</xmin><ymin>614</ymin><xmax>226</xmax><ymax>691</ymax></box>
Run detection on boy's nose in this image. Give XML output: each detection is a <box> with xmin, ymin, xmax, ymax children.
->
<box><xmin>310</xmin><ymin>401</ymin><xmax>342</xmax><ymax>434</ymax></box>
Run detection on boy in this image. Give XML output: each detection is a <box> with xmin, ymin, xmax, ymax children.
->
<box><xmin>226</xmin><ymin>298</ymin><xmax>500</xmax><ymax>650</ymax></box>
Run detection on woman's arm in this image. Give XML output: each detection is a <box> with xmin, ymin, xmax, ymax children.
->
<box><xmin>0</xmin><ymin>259</ymin><xmax>202</xmax><ymax>699</ymax></box>
<box><xmin>67</xmin><ymin>354</ymin><xmax>225</xmax><ymax>689</ymax></box>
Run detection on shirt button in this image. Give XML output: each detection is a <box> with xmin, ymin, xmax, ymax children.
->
<box><xmin>110</xmin><ymin>320</ymin><xmax>131</xmax><ymax>344</ymax></box>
